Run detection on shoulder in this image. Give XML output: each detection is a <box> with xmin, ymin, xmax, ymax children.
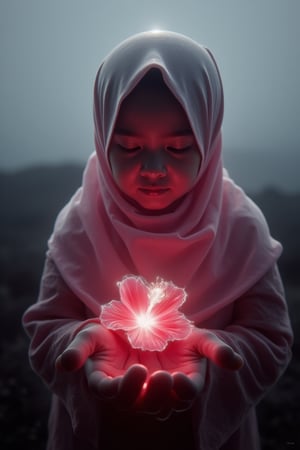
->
<box><xmin>220</xmin><ymin>174</ymin><xmax>282</xmax><ymax>264</ymax></box>
<box><xmin>222</xmin><ymin>174</ymin><xmax>272</xmax><ymax>234</ymax></box>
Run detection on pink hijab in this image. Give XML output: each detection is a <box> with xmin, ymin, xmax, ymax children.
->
<box><xmin>49</xmin><ymin>31</ymin><xmax>281</xmax><ymax>325</ymax></box>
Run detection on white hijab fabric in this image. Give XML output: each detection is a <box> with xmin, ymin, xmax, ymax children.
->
<box><xmin>49</xmin><ymin>31</ymin><xmax>281</xmax><ymax>324</ymax></box>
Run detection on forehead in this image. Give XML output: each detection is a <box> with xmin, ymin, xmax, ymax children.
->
<box><xmin>121</xmin><ymin>69</ymin><xmax>177</xmax><ymax>106</ymax></box>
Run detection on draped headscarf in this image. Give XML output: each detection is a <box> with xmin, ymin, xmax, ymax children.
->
<box><xmin>49</xmin><ymin>31</ymin><xmax>281</xmax><ymax>325</ymax></box>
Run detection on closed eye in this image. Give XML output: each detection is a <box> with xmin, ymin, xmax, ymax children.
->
<box><xmin>166</xmin><ymin>145</ymin><xmax>192</xmax><ymax>153</ymax></box>
<box><xmin>118</xmin><ymin>144</ymin><xmax>141</xmax><ymax>153</ymax></box>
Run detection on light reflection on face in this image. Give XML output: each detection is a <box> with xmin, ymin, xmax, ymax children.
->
<box><xmin>108</xmin><ymin>70</ymin><xmax>201</xmax><ymax>214</ymax></box>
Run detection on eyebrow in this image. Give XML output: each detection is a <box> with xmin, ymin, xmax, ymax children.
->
<box><xmin>114</xmin><ymin>127</ymin><xmax>194</xmax><ymax>137</ymax></box>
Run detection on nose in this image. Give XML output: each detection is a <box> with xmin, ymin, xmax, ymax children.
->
<box><xmin>140</xmin><ymin>150</ymin><xmax>167</xmax><ymax>179</ymax></box>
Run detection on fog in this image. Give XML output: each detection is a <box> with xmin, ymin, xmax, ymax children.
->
<box><xmin>1</xmin><ymin>0</ymin><xmax>299</xmax><ymax>191</ymax></box>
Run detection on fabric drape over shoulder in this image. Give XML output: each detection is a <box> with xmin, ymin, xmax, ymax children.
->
<box><xmin>49</xmin><ymin>30</ymin><xmax>281</xmax><ymax>322</ymax></box>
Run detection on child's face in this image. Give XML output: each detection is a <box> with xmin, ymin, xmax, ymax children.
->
<box><xmin>108</xmin><ymin>76</ymin><xmax>201</xmax><ymax>214</ymax></box>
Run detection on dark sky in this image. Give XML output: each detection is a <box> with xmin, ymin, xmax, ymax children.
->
<box><xmin>1</xmin><ymin>0</ymin><xmax>299</xmax><ymax>192</ymax></box>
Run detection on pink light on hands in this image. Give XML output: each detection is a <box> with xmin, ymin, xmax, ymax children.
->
<box><xmin>100</xmin><ymin>276</ymin><xmax>193</xmax><ymax>351</ymax></box>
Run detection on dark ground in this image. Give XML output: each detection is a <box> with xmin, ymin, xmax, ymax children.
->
<box><xmin>0</xmin><ymin>165</ymin><xmax>299</xmax><ymax>449</ymax></box>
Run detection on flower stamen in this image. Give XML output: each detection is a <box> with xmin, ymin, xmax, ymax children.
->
<box><xmin>135</xmin><ymin>312</ymin><xmax>156</xmax><ymax>330</ymax></box>
<box><xmin>148</xmin><ymin>285</ymin><xmax>165</xmax><ymax>308</ymax></box>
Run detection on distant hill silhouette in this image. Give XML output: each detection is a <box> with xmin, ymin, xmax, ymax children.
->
<box><xmin>0</xmin><ymin>164</ymin><xmax>299</xmax><ymax>293</ymax></box>
<box><xmin>0</xmin><ymin>164</ymin><xmax>84</xmax><ymax>297</ymax></box>
<box><xmin>250</xmin><ymin>188</ymin><xmax>300</xmax><ymax>284</ymax></box>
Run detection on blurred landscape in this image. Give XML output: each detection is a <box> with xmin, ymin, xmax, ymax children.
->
<box><xmin>0</xmin><ymin>164</ymin><xmax>299</xmax><ymax>449</ymax></box>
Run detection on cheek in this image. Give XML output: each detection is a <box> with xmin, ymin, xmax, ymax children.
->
<box><xmin>190</xmin><ymin>161</ymin><xmax>201</xmax><ymax>181</ymax></box>
<box><xmin>173</xmin><ymin>154</ymin><xmax>201</xmax><ymax>185</ymax></box>
<box><xmin>189</xmin><ymin>152</ymin><xmax>202</xmax><ymax>181</ymax></box>
<box><xmin>109</xmin><ymin>154</ymin><xmax>139</xmax><ymax>188</ymax></box>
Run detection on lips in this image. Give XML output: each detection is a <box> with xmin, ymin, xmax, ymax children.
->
<box><xmin>139</xmin><ymin>187</ymin><xmax>170</xmax><ymax>196</ymax></box>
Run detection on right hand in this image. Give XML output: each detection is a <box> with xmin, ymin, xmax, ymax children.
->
<box><xmin>56</xmin><ymin>323</ymin><xmax>147</xmax><ymax>399</ymax></box>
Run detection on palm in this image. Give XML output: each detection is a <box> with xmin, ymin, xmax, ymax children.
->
<box><xmin>57</xmin><ymin>324</ymin><xmax>242</xmax><ymax>418</ymax></box>
<box><xmin>86</xmin><ymin>326</ymin><xmax>206</xmax><ymax>417</ymax></box>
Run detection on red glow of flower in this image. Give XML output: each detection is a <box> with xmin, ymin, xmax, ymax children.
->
<box><xmin>100</xmin><ymin>276</ymin><xmax>193</xmax><ymax>351</ymax></box>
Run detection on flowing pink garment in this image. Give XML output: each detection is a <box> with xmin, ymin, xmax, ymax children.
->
<box><xmin>23</xmin><ymin>31</ymin><xmax>293</xmax><ymax>449</ymax></box>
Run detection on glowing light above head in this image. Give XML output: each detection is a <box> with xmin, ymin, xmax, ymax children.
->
<box><xmin>100</xmin><ymin>275</ymin><xmax>193</xmax><ymax>351</ymax></box>
<box><xmin>150</xmin><ymin>28</ymin><xmax>163</xmax><ymax>34</ymax></box>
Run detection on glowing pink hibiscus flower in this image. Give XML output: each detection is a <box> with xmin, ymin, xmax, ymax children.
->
<box><xmin>100</xmin><ymin>276</ymin><xmax>193</xmax><ymax>351</ymax></box>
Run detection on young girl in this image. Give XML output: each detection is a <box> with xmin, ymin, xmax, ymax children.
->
<box><xmin>23</xmin><ymin>31</ymin><xmax>293</xmax><ymax>450</ymax></box>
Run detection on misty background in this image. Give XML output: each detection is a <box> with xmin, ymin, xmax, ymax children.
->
<box><xmin>1</xmin><ymin>0</ymin><xmax>300</xmax><ymax>192</ymax></box>
<box><xmin>1</xmin><ymin>1</ymin><xmax>300</xmax><ymax>449</ymax></box>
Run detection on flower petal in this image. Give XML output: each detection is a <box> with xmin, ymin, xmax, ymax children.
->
<box><xmin>100</xmin><ymin>300</ymin><xmax>136</xmax><ymax>330</ymax></box>
<box><xmin>151</xmin><ymin>283</ymin><xmax>186</xmax><ymax>317</ymax></box>
<box><xmin>127</xmin><ymin>312</ymin><xmax>192</xmax><ymax>351</ymax></box>
<box><xmin>127</xmin><ymin>328</ymin><xmax>169</xmax><ymax>352</ymax></box>
<box><xmin>154</xmin><ymin>311</ymin><xmax>193</xmax><ymax>341</ymax></box>
<box><xmin>119</xmin><ymin>276</ymin><xmax>149</xmax><ymax>314</ymax></box>
<box><xmin>100</xmin><ymin>276</ymin><xmax>192</xmax><ymax>352</ymax></box>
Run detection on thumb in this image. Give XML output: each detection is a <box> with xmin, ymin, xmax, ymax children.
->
<box><xmin>195</xmin><ymin>330</ymin><xmax>244</xmax><ymax>371</ymax></box>
<box><xmin>56</xmin><ymin>327</ymin><xmax>98</xmax><ymax>372</ymax></box>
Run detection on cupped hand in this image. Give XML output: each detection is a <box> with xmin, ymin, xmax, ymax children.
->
<box><xmin>135</xmin><ymin>327</ymin><xmax>243</xmax><ymax>419</ymax></box>
<box><xmin>56</xmin><ymin>323</ymin><xmax>243</xmax><ymax>419</ymax></box>
<box><xmin>56</xmin><ymin>323</ymin><xmax>148</xmax><ymax>405</ymax></box>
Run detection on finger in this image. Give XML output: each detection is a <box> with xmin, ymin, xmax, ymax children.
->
<box><xmin>118</xmin><ymin>364</ymin><xmax>148</xmax><ymax>409</ymax></box>
<box><xmin>214</xmin><ymin>344</ymin><xmax>244</xmax><ymax>370</ymax></box>
<box><xmin>55</xmin><ymin>329</ymin><xmax>97</xmax><ymax>372</ymax></box>
<box><xmin>196</xmin><ymin>331</ymin><xmax>243</xmax><ymax>371</ymax></box>
<box><xmin>171</xmin><ymin>372</ymin><xmax>202</xmax><ymax>414</ymax></box>
<box><xmin>172</xmin><ymin>372</ymin><xmax>199</xmax><ymax>401</ymax></box>
<box><xmin>89</xmin><ymin>371</ymin><xmax>122</xmax><ymax>399</ymax></box>
<box><xmin>138</xmin><ymin>371</ymin><xmax>173</xmax><ymax>414</ymax></box>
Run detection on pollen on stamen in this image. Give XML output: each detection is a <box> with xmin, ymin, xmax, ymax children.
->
<box><xmin>149</xmin><ymin>286</ymin><xmax>164</xmax><ymax>306</ymax></box>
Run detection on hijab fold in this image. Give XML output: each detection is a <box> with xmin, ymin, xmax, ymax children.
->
<box><xmin>49</xmin><ymin>31</ymin><xmax>281</xmax><ymax>325</ymax></box>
